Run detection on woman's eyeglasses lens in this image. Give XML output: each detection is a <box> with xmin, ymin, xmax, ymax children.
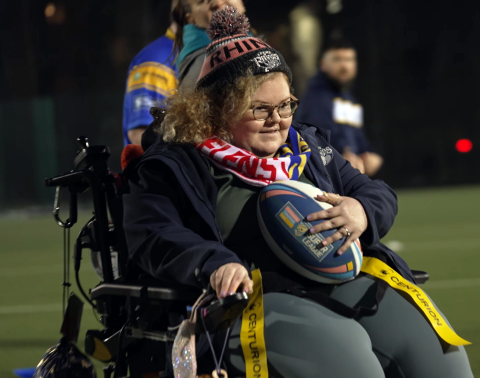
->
<box><xmin>253</xmin><ymin>99</ymin><xmax>299</xmax><ymax>121</ymax></box>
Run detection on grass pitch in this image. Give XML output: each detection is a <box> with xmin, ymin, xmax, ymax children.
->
<box><xmin>0</xmin><ymin>185</ymin><xmax>479</xmax><ymax>377</ymax></box>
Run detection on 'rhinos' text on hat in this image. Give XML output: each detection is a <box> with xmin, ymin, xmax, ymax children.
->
<box><xmin>196</xmin><ymin>7</ymin><xmax>292</xmax><ymax>89</ymax></box>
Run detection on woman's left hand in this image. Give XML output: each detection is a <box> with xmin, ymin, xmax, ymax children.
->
<box><xmin>306</xmin><ymin>192</ymin><xmax>368</xmax><ymax>254</ymax></box>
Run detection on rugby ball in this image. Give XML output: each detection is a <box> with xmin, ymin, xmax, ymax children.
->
<box><xmin>257</xmin><ymin>180</ymin><xmax>363</xmax><ymax>284</ymax></box>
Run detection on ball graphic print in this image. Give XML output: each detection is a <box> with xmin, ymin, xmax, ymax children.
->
<box><xmin>257</xmin><ymin>180</ymin><xmax>363</xmax><ymax>284</ymax></box>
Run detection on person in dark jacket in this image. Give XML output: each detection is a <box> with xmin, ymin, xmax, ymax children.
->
<box><xmin>123</xmin><ymin>9</ymin><xmax>473</xmax><ymax>378</ymax></box>
<box><xmin>295</xmin><ymin>39</ymin><xmax>383</xmax><ymax>177</ymax></box>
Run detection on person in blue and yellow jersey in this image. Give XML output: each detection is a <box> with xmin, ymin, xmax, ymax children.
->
<box><xmin>122</xmin><ymin>3</ymin><xmax>178</xmax><ymax>146</ymax></box>
<box><xmin>295</xmin><ymin>39</ymin><xmax>383</xmax><ymax>177</ymax></box>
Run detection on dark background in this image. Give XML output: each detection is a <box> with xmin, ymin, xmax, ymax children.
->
<box><xmin>0</xmin><ymin>0</ymin><xmax>478</xmax><ymax>209</ymax></box>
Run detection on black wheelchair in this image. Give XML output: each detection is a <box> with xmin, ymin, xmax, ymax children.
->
<box><xmin>45</xmin><ymin>135</ymin><xmax>429</xmax><ymax>378</ymax></box>
<box><xmin>45</xmin><ymin>136</ymin><xmax>249</xmax><ymax>378</ymax></box>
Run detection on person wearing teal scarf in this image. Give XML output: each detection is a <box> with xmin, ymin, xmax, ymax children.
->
<box><xmin>174</xmin><ymin>0</ymin><xmax>247</xmax><ymax>89</ymax></box>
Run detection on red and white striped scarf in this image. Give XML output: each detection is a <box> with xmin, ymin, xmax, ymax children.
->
<box><xmin>196</xmin><ymin>128</ymin><xmax>311</xmax><ymax>187</ymax></box>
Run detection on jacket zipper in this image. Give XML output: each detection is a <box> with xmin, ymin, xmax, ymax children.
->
<box><xmin>321</xmin><ymin>157</ymin><xmax>335</xmax><ymax>193</ymax></box>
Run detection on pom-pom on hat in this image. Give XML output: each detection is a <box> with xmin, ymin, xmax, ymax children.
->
<box><xmin>196</xmin><ymin>7</ymin><xmax>292</xmax><ymax>89</ymax></box>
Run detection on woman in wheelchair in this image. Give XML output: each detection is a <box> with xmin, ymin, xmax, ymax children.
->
<box><xmin>123</xmin><ymin>8</ymin><xmax>473</xmax><ymax>378</ymax></box>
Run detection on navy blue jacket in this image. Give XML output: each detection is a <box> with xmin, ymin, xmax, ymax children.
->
<box><xmin>295</xmin><ymin>71</ymin><xmax>372</xmax><ymax>155</ymax></box>
<box><xmin>123</xmin><ymin>121</ymin><xmax>414</xmax><ymax>290</ymax></box>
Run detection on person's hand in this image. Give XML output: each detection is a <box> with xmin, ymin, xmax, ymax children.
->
<box><xmin>306</xmin><ymin>192</ymin><xmax>368</xmax><ymax>254</ymax></box>
<box><xmin>210</xmin><ymin>263</ymin><xmax>253</xmax><ymax>299</ymax></box>
<box><xmin>343</xmin><ymin>150</ymin><xmax>365</xmax><ymax>174</ymax></box>
<box><xmin>360</xmin><ymin>152</ymin><xmax>383</xmax><ymax>177</ymax></box>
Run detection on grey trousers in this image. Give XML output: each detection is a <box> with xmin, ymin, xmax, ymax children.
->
<box><xmin>223</xmin><ymin>276</ymin><xmax>473</xmax><ymax>378</ymax></box>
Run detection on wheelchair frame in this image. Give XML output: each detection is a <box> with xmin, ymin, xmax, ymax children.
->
<box><xmin>46</xmin><ymin>136</ymin><xmax>249</xmax><ymax>378</ymax></box>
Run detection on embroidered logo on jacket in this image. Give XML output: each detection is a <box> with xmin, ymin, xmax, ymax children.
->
<box><xmin>318</xmin><ymin>146</ymin><xmax>333</xmax><ymax>166</ymax></box>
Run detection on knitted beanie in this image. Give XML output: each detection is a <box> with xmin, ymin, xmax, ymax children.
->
<box><xmin>196</xmin><ymin>7</ymin><xmax>292</xmax><ymax>89</ymax></box>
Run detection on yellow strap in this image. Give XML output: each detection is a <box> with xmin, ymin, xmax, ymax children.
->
<box><xmin>361</xmin><ymin>257</ymin><xmax>471</xmax><ymax>346</ymax></box>
<box><xmin>240</xmin><ymin>269</ymin><xmax>269</xmax><ymax>378</ymax></box>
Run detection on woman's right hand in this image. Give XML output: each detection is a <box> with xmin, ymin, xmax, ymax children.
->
<box><xmin>210</xmin><ymin>263</ymin><xmax>254</xmax><ymax>299</ymax></box>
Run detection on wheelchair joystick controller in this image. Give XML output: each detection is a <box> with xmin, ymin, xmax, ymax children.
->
<box><xmin>196</xmin><ymin>289</ymin><xmax>249</xmax><ymax>334</ymax></box>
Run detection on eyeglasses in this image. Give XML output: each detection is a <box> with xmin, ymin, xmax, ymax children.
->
<box><xmin>251</xmin><ymin>95</ymin><xmax>300</xmax><ymax>121</ymax></box>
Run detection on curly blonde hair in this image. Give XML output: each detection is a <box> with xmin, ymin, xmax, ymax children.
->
<box><xmin>158</xmin><ymin>71</ymin><xmax>290</xmax><ymax>144</ymax></box>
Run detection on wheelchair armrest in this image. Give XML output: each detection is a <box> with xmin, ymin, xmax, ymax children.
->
<box><xmin>90</xmin><ymin>282</ymin><xmax>200</xmax><ymax>302</ymax></box>
<box><xmin>412</xmin><ymin>270</ymin><xmax>429</xmax><ymax>284</ymax></box>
